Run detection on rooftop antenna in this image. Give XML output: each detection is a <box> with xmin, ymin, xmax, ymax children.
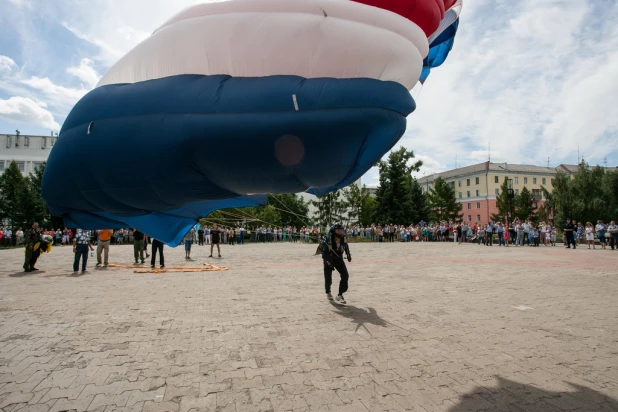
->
<box><xmin>547</xmin><ymin>157</ymin><xmax>550</xmax><ymax>168</ymax></box>
<box><xmin>577</xmin><ymin>145</ymin><xmax>580</xmax><ymax>164</ymax></box>
<box><xmin>604</xmin><ymin>158</ymin><xmax>608</xmax><ymax>168</ymax></box>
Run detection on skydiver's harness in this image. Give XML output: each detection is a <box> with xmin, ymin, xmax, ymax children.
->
<box><xmin>321</xmin><ymin>232</ymin><xmax>351</xmax><ymax>265</ymax></box>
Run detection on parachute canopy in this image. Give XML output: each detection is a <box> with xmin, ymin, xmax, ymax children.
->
<box><xmin>42</xmin><ymin>0</ymin><xmax>461</xmax><ymax>245</ymax></box>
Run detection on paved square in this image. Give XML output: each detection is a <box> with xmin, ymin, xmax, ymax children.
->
<box><xmin>1</xmin><ymin>241</ymin><xmax>617</xmax><ymax>412</ymax></box>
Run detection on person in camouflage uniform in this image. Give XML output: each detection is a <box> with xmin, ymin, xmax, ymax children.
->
<box><xmin>23</xmin><ymin>222</ymin><xmax>42</xmax><ymax>272</ymax></box>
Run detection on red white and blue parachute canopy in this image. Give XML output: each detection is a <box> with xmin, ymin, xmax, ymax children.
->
<box><xmin>42</xmin><ymin>0</ymin><xmax>463</xmax><ymax>245</ymax></box>
<box><xmin>98</xmin><ymin>0</ymin><xmax>430</xmax><ymax>91</ymax></box>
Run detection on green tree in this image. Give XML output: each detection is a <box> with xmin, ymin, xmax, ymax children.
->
<box><xmin>603</xmin><ymin>170</ymin><xmax>618</xmax><ymax>219</ymax></box>
<box><xmin>409</xmin><ymin>177</ymin><xmax>430</xmax><ymax>223</ymax></box>
<box><xmin>514</xmin><ymin>186</ymin><xmax>537</xmax><ymax>222</ymax></box>
<box><xmin>342</xmin><ymin>184</ymin><xmax>369</xmax><ymax>227</ymax></box>
<box><xmin>311</xmin><ymin>189</ymin><xmax>346</xmax><ymax>230</ymax></box>
<box><xmin>427</xmin><ymin>177</ymin><xmax>462</xmax><ymax>222</ymax></box>
<box><xmin>546</xmin><ymin>161</ymin><xmax>615</xmax><ymax>227</ymax></box>
<box><xmin>569</xmin><ymin>163</ymin><xmax>607</xmax><ymax>223</ymax></box>
<box><xmin>268</xmin><ymin>194</ymin><xmax>309</xmax><ymax>228</ymax></box>
<box><xmin>0</xmin><ymin>161</ymin><xmax>27</xmax><ymax>228</ymax></box>
<box><xmin>491</xmin><ymin>177</ymin><xmax>515</xmax><ymax>224</ymax></box>
<box><xmin>360</xmin><ymin>195</ymin><xmax>377</xmax><ymax>226</ymax></box>
<box><xmin>258</xmin><ymin>205</ymin><xmax>281</xmax><ymax>227</ymax></box>
<box><xmin>374</xmin><ymin>146</ymin><xmax>422</xmax><ymax>224</ymax></box>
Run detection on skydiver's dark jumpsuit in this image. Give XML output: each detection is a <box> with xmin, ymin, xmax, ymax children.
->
<box><xmin>321</xmin><ymin>233</ymin><xmax>351</xmax><ymax>296</ymax></box>
<box><xmin>23</xmin><ymin>228</ymin><xmax>42</xmax><ymax>271</ymax></box>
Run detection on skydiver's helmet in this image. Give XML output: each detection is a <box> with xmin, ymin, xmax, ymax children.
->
<box><xmin>39</xmin><ymin>234</ymin><xmax>54</xmax><ymax>253</ymax></box>
<box><xmin>330</xmin><ymin>223</ymin><xmax>346</xmax><ymax>239</ymax></box>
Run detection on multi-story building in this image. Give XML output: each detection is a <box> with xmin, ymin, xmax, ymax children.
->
<box><xmin>0</xmin><ymin>132</ymin><xmax>58</xmax><ymax>175</ymax></box>
<box><xmin>418</xmin><ymin>162</ymin><xmax>558</xmax><ymax>223</ymax></box>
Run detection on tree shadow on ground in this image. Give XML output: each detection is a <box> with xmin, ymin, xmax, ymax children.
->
<box><xmin>329</xmin><ymin>301</ymin><xmax>388</xmax><ymax>334</ymax></box>
<box><xmin>449</xmin><ymin>376</ymin><xmax>618</xmax><ymax>411</ymax></box>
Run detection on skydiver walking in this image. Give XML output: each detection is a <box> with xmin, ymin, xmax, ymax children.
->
<box><xmin>318</xmin><ymin>223</ymin><xmax>352</xmax><ymax>304</ymax></box>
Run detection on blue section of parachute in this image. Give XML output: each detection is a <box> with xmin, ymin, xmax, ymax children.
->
<box><xmin>420</xmin><ymin>18</ymin><xmax>460</xmax><ymax>83</ymax></box>
<box><xmin>42</xmin><ymin>74</ymin><xmax>414</xmax><ymax>245</ymax></box>
<box><xmin>61</xmin><ymin>196</ymin><xmax>266</xmax><ymax>246</ymax></box>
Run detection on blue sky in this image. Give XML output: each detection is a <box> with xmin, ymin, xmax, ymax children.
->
<box><xmin>1</xmin><ymin>0</ymin><xmax>617</xmax><ymax>185</ymax></box>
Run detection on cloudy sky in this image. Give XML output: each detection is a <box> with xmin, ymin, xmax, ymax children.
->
<box><xmin>1</xmin><ymin>0</ymin><xmax>617</xmax><ymax>186</ymax></box>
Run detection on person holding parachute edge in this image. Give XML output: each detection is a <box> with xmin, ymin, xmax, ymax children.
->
<box><xmin>317</xmin><ymin>224</ymin><xmax>352</xmax><ymax>305</ymax></box>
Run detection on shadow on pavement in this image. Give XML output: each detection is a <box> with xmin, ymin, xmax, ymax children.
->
<box><xmin>8</xmin><ymin>270</ymin><xmax>44</xmax><ymax>277</ymax></box>
<box><xmin>448</xmin><ymin>376</ymin><xmax>618</xmax><ymax>411</ymax></box>
<box><xmin>329</xmin><ymin>301</ymin><xmax>388</xmax><ymax>334</ymax></box>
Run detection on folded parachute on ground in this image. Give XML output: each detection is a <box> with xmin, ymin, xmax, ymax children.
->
<box><xmin>42</xmin><ymin>0</ymin><xmax>461</xmax><ymax>245</ymax></box>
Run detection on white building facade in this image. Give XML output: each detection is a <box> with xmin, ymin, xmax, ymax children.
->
<box><xmin>296</xmin><ymin>178</ymin><xmax>363</xmax><ymax>222</ymax></box>
<box><xmin>0</xmin><ymin>132</ymin><xmax>58</xmax><ymax>175</ymax></box>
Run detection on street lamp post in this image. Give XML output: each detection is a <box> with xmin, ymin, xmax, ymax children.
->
<box><xmin>506</xmin><ymin>178</ymin><xmax>514</xmax><ymax>242</ymax></box>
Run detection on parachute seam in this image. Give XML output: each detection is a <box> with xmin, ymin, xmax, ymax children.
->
<box><xmin>61</xmin><ymin>105</ymin><xmax>411</xmax><ymax>136</ymax></box>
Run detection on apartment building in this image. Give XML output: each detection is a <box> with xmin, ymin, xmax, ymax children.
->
<box><xmin>418</xmin><ymin>162</ymin><xmax>557</xmax><ymax>223</ymax></box>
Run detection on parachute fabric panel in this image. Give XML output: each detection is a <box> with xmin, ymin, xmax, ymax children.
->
<box><xmin>59</xmin><ymin>196</ymin><xmax>266</xmax><ymax>247</ymax></box>
<box><xmin>98</xmin><ymin>0</ymin><xmax>428</xmax><ymax>90</ymax></box>
<box><xmin>420</xmin><ymin>18</ymin><xmax>459</xmax><ymax>83</ymax></box>
<box><xmin>42</xmin><ymin>74</ymin><xmax>415</xmax><ymax>237</ymax></box>
<box><xmin>351</xmin><ymin>0</ymin><xmax>448</xmax><ymax>36</ymax></box>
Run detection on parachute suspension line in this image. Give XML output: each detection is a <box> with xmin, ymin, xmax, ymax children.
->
<box><xmin>218</xmin><ymin>209</ymin><xmax>280</xmax><ymax>228</ymax></box>
<box><xmin>269</xmin><ymin>194</ymin><xmax>311</xmax><ymax>227</ymax></box>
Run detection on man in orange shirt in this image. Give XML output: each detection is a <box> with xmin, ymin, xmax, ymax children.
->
<box><xmin>96</xmin><ymin>229</ymin><xmax>113</xmax><ymax>267</ymax></box>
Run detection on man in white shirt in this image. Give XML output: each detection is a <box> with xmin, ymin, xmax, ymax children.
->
<box><xmin>485</xmin><ymin>222</ymin><xmax>494</xmax><ymax>246</ymax></box>
<box><xmin>239</xmin><ymin>227</ymin><xmax>245</xmax><ymax>244</ymax></box>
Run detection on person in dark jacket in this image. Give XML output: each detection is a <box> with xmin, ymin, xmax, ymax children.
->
<box><xmin>151</xmin><ymin>238</ymin><xmax>165</xmax><ymax>269</ymax></box>
<box><xmin>317</xmin><ymin>223</ymin><xmax>352</xmax><ymax>304</ymax></box>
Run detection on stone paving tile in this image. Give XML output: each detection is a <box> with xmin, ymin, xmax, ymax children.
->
<box><xmin>1</xmin><ymin>242</ymin><xmax>618</xmax><ymax>411</ymax></box>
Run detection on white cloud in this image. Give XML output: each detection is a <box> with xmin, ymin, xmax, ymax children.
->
<box><xmin>0</xmin><ymin>55</ymin><xmax>17</xmax><ymax>72</ymax></box>
<box><xmin>0</xmin><ymin>96</ymin><xmax>60</xmax><ymax>130</ymax></box>
<box><xmin>20</xmin><ymin>76</ymin><xmax>89</xmax><ymax>107</ymax></box>
<box><xmin>2</xmin><ymin>0</ymin><xmax>617</xmax><ymax>173</ymax></box>
<box><xmin>396</xmin><ymin>0</ymin><xmax>618</xmax><ymax>174</ymax></box>
<box><xmin>66</xmin><ymin>58</ymin><xmax>102</xmax><ymax>89</ymax></box>
<box><xmin>412</xmin><ymin>155</ymin><xmax>447</xmax><ymax>179</ymax></box>
<box><xmin>7</xmin><ymin>0</ymin><xmax>32</xmax><ymax>9</ymax></box>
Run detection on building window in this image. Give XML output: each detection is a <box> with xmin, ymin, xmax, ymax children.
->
<box><xmin>494</xmin><ymin>176</ymin><xmax>499</xmax><ymax>183</ymax></box>
<box><xmin>15</xmin><ymin>161</ymin><xmax>25</xmax><ymax>172</ymax></box>
<box><xmin>495</xmin><ymin>188</ymin><xmax>500</xmax><ymax>195</ymax></box>
<box><xmin>33</xmin><ymin>162</ymin><xmax>44</xmax><ymax>171</ymax></box>
<box><xmin>542</xmin><ymin>178</ymin><xmax>547</xmax><ymax>185</ymax></box>
<box><xmin>524</xmin><ymin>177</ymin><xmax>528</xmax><ymax>184</ymax></box>
<box><xmin>533</xmin><ymin>177</ymin><xmax>537</xmax><ymax>184</ymax></box>
<box><xmin>0</xmin><ymin>161</ymin><xmax>4</xmax><ymax>173</ymax></box>
<box><xmin>466</xmin><ymin>179</ymin><xmax>470</xmax><ymax>186</ymax></box>
<box><xmin>468</xmin><ymin>215</ymin><xmax>472</xmax><ymax>222</ymax></box>
<box><xmin>450</xmin><ymin>181</ymin><xmax>455</xmax><ymax>188</ymax></box>
<box><xmin>467</xmin><ymin>203</ymin><xmax>471</xmax><ymax>210</ymax></box>
<box><xmin>476</xmin><ymin>215</ymin><xmax>481</xmax><ymax>222</ymax></box>
<box><xmin>514</xmin><ymin>177</ymin><xmax>519</xmax><ymax>184</ymax></box>
<box><xmin>475</xmin><ymin>190</ymin><xmax>480</xmax><ymax>196</ymax></box>
<box><xmin>476</xmin><ymin>202</ymin><xmax>481</xmax><ymax>209</ymax></box>
<box><xmin>515</xmin><ymin>189</ymin><xmax>519</xmax><ymax>195</ymax></box>
<box><xmin>475</xmin><ymin>177</ymin><xmax>480</xmax><ymax>185</ymax></box>
<box><xmin>459</xmin><ymin>192</ymin><xmax>462</xmax><ymax>199</ymax></box>
<box><xmin>467</xmin><ymin>191</ymin><xmax>471</xmax><ymax>197</ymax></box>
<box><xmin>458</xmin><ymin>180</ymin><xmax>462</xmax><ymax>187</ymax></box>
